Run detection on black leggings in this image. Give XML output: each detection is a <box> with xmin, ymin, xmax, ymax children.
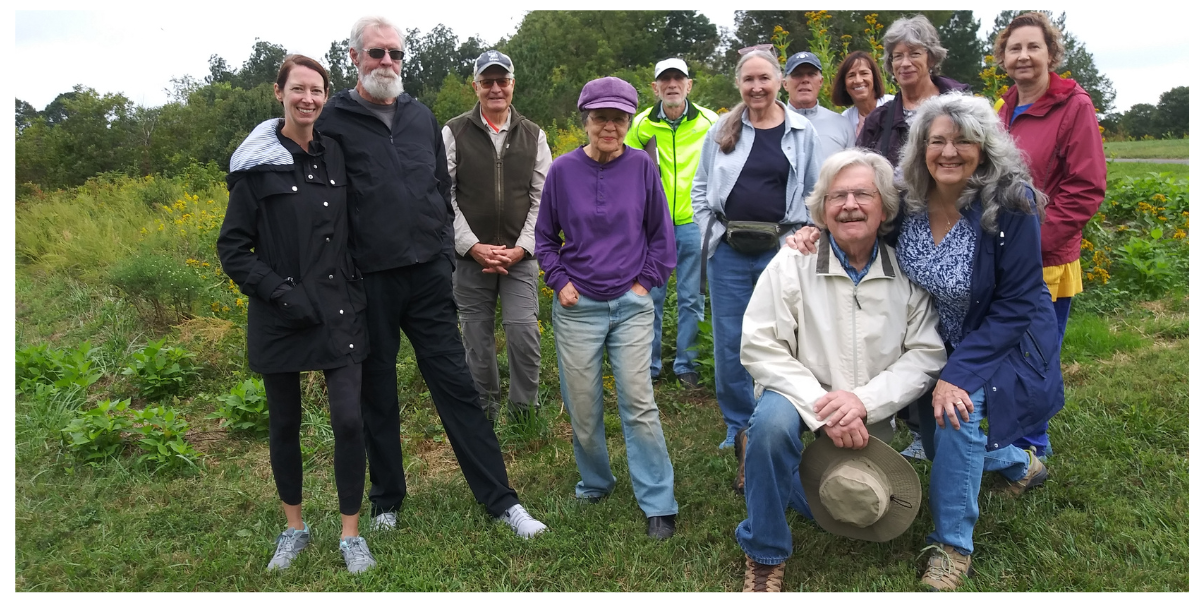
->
<box><xmin>263</xmin><ymin>363</ymin><xmax>365</xmax><ymax>516</ymax></box>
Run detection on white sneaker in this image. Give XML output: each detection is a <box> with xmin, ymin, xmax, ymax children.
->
<box><xmin>499</xmin><ymin>503</ymin><xmax>547</xmax><ymax>539</ymax></box>
<box><xmin>371</xmin><ymin>511</ymin><xmax>397</xmax><ymax>532</ymax></box>
<box><xmin>339</xmin><ymin>536</ymin><xmax>377</xmax><ymax>574</ymax></box>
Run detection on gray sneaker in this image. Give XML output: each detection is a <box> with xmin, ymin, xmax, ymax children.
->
<box><xmin>371</xmin><ymin>511</ymin><xmax>397</xmax><ymax>532</ymax></box>
<box><xmin>339</xmin><ymin>536</ymin><xmax>377</xmax><ymax>574</ymax></box>
<box><xmin>266</xmin><ymin>524</ymin><xmax>310</xmax><ymax>571</ymax></box>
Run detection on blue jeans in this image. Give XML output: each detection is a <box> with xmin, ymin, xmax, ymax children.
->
<box><xmin>650</xmin><ymin>222</ymin><xmax>703</xmax><ymax>378</ymax></box>
<box><xmin>551</xmin><ymin>290</ymin><xmax>678</xmax><ymax>517</ymax></box>
<box><xmin>708</xmin><ymin>242</ymin><xmax>777</xmax><ymax>440</ymax></box>
<box><xmin>735</xmin><ymin>390</ymin><xmax>814</xmax><ymax>565</ymax></box>
<box><xmin>919</xmin><ymin>388</ymin><xmax>1030</xmax><ymax>555</ymax></box>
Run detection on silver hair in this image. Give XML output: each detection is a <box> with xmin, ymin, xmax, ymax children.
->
<box><xmin>350</xmin><ymin>16</ymin><xmax>404</xmax><ymax>52</ymax></box>
<box><xmin>716</xmin><ymin>49</ymin><xmax>782</xmax><ymax>154</ymax></box>
<box><xmin>806</xmin><ymin>149</ymin><xmax>900</xmax><ymax>236</ymax></box>
<box><xmin>897</xmin><ymin>92</ymin><xmax>1046</xmax><ymax>233</ymax></box>
<box><xmin>882</xmin><ymin>15</ymin><xmax>948</xmax><ymax>76</ymax></box>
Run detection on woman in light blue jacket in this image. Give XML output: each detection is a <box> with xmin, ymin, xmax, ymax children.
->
<box><xmin>691</xmin><ymin>47</ymin><xmax>821</xmax><ymax>485</ymax></box>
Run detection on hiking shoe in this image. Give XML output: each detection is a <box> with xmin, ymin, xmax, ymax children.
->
<box><xmin>499</xmin><ymin>503</ymin><xmax>547</xmax><ymax>539</ymax></box>
<box><xmin>266</xmin><ymin>523</ymin><xmax>310</xmax><ymax>571</ymax></box>
<box><xmin>734</xmin><ymin>428</ymin><xmax>748</xmax><ymax>495</ymax></box>
<box><xmin>339</xmin><ymin>536</ymin><xmax>377</xmax><ymax>573</ymax></box>
<box><xmin>719</xmin><ymin>430</ymin><xmax>737</xmax><ymax>450</ymax></box>
<box><xmin>998</xmin><ymin>449</ymin><xmax>1049</xmax><ymax>498</ymax></box>
<box><xmin>920</xmin><ymin>543</ymin><xmax>973</xmax><ymax>591</ymax></box>
<box><xmin>900</xmin><ymin>437</ymin><xmax>928</xmax><ymax>461</ymax></box>
<box><xmin>646</xmin><ymin>514</ymin><xmax>676</xmax><ymax>540</ymax></box>
<box><xmin>371</xmin><ymin>511</ymin><xmax>397</xmax><ymax>532</ymax></box>
<box><xmin>678</xmin><ymin>372</ymin><xmax>701</xmax><ymax>390</ymax></box>
<box><xmin>743</xmin><ymin>555</ymin><xmax>785</xmax><ymax>592</ymax></box>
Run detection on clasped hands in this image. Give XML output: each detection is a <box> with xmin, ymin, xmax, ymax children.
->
<box><xmin>816</xmin><ymin>390</ymin><xmax>870</xmax><ymax>450</ymax></box>
<box><xmin>469</xmin><ymin>243</ymin><xmax>525</xmax><ymax>274</ymax></box>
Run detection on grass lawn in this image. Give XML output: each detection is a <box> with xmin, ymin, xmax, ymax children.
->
<box><xmin>1106</xmin><ymin>161</ymin><xmax>1189</xmax><ymax>183</ymax></box>
<box><xmin>1103</xmin><ymin>138</ymin><xmax>1189</xmax><ymax>159</ymax></box>
<box><xmin>13</xmin><ymin>262</ymin><xmax>1190</xmax><ymax>591</ymax></box>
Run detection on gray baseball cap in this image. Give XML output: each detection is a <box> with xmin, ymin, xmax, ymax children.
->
<box><xmin>474</xmin><ymin>50</ymin><xmax>514</xmax><ymax>77</ymax></box>
<box><xmin>785</xmin><ymin>51</ymin><xmax>822</xmax><ymax>74</ymax></box>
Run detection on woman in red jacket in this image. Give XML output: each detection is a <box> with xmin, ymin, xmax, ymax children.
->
<box><xmin>994</xmin><ymin>12</ymin><xmax>1106</xmax><ymax>457</ymax></box>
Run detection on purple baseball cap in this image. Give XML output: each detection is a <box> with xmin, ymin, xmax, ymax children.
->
<box><xmin>577</xmin><ymin>77</ymin><xmax>638</xmax><ymax>114</ymax></box>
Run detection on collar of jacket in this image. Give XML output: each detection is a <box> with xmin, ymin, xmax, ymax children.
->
<box><xmin>890</xmin><ymin>75</ymin><xmax>969</xmax><ymax>125</ymax></box>
<box><xmin>739</xmin><ymin>100</ymin><xmax>810</xmax><ymax>132</ymax></box>
<box><xmin>229</xmin><ymin>118</ymin><xmax>294</xmax><ymax>174</ymax></box>
<box><xmin>1000</xmin><ymin>71</ymin><xmax>1086</xmax><ymax>121</ymax></box>
<box><xmin>465</xmin><ymin>102</ymin><xmax>526</xmax><ymax>132</ymax></box>
<box><xmin>815</xmin><ymin>230</ymin><xmax>895</xmax><ymax>280</ymax></box>
<box><xmin>328</xmin><ymin>88</ymin><xmax>414</xmax><ymax>118</ymax></box>
<box><xmin>646</xmin><ymin>99</ymin><xmax>698</xmax><ymax>123</ymax></box>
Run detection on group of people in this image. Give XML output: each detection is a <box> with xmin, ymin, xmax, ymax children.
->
<box><xmin>216</xmin><ymin>11</ymin><xmax>1106</xmax><ymax>591</ymax></box>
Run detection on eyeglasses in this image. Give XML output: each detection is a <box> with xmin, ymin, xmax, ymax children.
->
<box><xmin>890</xmin><ymin>49</ymin><xmax>926</xmax><ymax>64</ymax></box>
<box><xmin>927</xmin><ymin>138</ymin><xmax>977</xmax><ymax>151</ymax></box>
<box><xmin>475</xmin><ymin>77</ymin><xmax>513</xmax><ymax>89</ymax></box>
<box><xmin>588</xmin><ymin>114</ymin><xmax>630</xmax><ymax>126</ymax></box>
<box><xmin>826</xmin><ymin>189</ymin><xmax>879</xmax><ymax>205</ymax></box>
<box><xmin>738</xmin><ymin>43</ymin><xmax>778</xmax><ymax>56</ymax></box>
<box><xmin>366</xmin><ymin>48</ymin><xmax>405</xmax><ymax>61</ymax></box>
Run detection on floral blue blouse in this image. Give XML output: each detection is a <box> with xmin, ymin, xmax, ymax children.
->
<box><xmin>897</xmin><ymin>210</ymin><xmax>977</xmax><ymax>347</ymax></box>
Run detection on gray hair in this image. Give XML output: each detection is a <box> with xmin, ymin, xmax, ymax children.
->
<box><xmin>351</xmin><ymin>16</ymin><xmax>404</xmax><ymax>52</ymax></box>
<box><xmin>806</xmin><ymin>149</ymin><xmax>900</xmax><ymax>235</ymax></box>
<box><xmin>716</xmin><ymin>49</ymin><xmax>782</xmax><ymax>154</ymax></box>
<box><xmin>883</xmin><ymin>15</ymin><xmax>948</xmax><ymax>76</ymax></box>
<box><xmin>898</xmin><ymin>92</ymin><xmax>1045</xmax><ymax>233</ymax></box>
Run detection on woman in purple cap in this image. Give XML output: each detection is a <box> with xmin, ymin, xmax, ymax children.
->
<box><xmin>535</xmin><ymin>76</ymin><xmax>679</xmax><ymax>540</ymax></box>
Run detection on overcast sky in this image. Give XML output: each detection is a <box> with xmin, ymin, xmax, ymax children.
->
<box><xmin>11</xmin><ymin>3</ymin><xmax>1191</xmax><ymax>115</ymax></box>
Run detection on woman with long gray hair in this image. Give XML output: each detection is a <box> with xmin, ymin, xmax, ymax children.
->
<box><xmin>691</xmin><ymin>47</ymin><xmax>820</xmax><ymax>482</ymax></box>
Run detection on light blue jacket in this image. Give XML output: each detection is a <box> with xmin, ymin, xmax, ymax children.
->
<box><xmin>691</xmin><ymin>101</ymin><xmax>821</xmax><ymax>259</ymax></box>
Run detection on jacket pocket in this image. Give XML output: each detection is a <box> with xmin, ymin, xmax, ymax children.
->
<box><xmin>272</xmin><ymin>281</ymin><xmax>322</xmax><ymax>327</ymax></box>
<box><xmin>344</xmin><ymin>266</ymin><xmax>368</xmax><ymax>313</ymax></box>
<box><xmin>1018</xmin><ymin>330</ymin><xmax>1049</xmax><ymax>377</ymax></box>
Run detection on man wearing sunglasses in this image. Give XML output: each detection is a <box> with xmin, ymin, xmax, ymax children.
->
<box><xmin>317</xmin><ymin>16</ymin><xmax>547</xmax><ymax>543</ymax></box>
<box><xmin>441</xmin><ymin>50</ymin><xmax>552</xmax><ymax>426</ymax></box>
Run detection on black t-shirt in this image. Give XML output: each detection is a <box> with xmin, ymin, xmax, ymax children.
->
<box><xmin>722</xmin><ymin>122</ymin><xmax>788</xmax><ymax>223</ymax></box>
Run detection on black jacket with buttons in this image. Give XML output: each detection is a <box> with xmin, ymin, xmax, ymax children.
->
<box><xmin>315</xmin><ymin>90</ymin><xmax>455</xmax><ymax>273</ymax></box>
<box><xmin>217</xmin><ymin>119</ymin><xmax>369</xmax><ymax>374</ymax></box>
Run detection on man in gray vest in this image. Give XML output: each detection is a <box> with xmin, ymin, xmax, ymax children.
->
<box><xmin>442</xmin><ymin>50</ymin><xmax>552</xmax><ymax>423</ymax></box>
<box><xmin>782</xmin><ymin>52</ymin><xmax>855</xmax><ymax>165</ymax></box>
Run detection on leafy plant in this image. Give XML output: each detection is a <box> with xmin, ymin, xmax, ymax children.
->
<box><xmin>208</xmin><ymin>378</ymin><xmax>270</xmax><ymax>436</ymax></box>
<box><xmin>130</xmin><ymin>405</ymin><xmax>201</xmax><ymax>471</ymax></box>
<box><xmin>109</xmin><ymin>253</ymin><xmax>207</xmax><ymax>324</ymax></box>
<box><xmin>121</xmin><ymin>338</ymin><xmax>199</xmax><ymax>402</ymax></box>
<box><xmin>61</xmin><ymin>399</ymin><xmax>134</xmax><ymax>464</ymax></box>
<box><xmin>16</xmin><ymin>341</ymin><xmax>103</xmax><ymax>394</ymax></box>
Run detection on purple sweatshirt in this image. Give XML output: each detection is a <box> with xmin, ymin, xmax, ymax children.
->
<box><xmin>535</xmin><ymin>146</ymin><xmax>677</xmax><ymax>301</ymax></box>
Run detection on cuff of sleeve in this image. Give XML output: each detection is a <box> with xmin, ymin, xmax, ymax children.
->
<box><xmin>255</xmin><ymin>272</ymin><xmax>286</xmax><ymax>302</ymax></box>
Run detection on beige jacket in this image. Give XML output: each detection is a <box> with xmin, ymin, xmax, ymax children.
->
<box><xmin>740</xmin><ymin>233</ymin><xmax>947</xmax><ymax>433</ymax></box>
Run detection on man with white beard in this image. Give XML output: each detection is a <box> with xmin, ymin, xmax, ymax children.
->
<box><xmin>316</xmin><ymin>15</ymin><xmax>547</xmax><ymax>546</ymax></box>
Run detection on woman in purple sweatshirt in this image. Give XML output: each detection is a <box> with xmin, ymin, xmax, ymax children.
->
<box><xmin>534</xmin><ymin>76</ymin><xmax>679</xmax><ymax>541</ymax></box>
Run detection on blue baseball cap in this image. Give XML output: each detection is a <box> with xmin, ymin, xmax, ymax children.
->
<box><xmin>785</xmin><ymin>51</ymin><xmax>822</xmax><ymax>74</ymax></box>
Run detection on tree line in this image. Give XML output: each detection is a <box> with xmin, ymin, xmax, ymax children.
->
<box><xmin>14</xmin><ymin>10</ymin><xmax>1180</xmax><ymax>195</ymax></box>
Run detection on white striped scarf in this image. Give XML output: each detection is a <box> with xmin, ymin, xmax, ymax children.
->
<box><xmin>229</xmin><ymin>118</ymin><xmax>292</xmax><ymax>173</ymax></box>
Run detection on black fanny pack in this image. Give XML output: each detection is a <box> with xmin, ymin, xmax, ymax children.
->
<box><xmin>723</xmin><ymin>220</ymin><xmax>783</xmax><ymax>255</ymax></box>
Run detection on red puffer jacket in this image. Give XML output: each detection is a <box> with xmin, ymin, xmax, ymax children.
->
<box><xmin>999</xmin><ymin>73</ymin><xmax>1106</xmax><ymax>267</ymax></box>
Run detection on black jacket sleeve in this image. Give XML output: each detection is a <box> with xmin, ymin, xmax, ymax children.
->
<box><xmin>217</xmin><ymin>175</ymin><xmax>287</xmax><ymax>302</ymax></box>
<box><xmin>432</xmin><ymin>112</ymin><xmax>456</xmax><ymax>262</ymax></box>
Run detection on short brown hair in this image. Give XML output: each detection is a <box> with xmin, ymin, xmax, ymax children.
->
<box><xmin>993</xmin><ymin>12</ymin><xmax>1066</xmax><ymax>72</ymax></box>
<box><xmin>276</xmin><ymin>54</ymin><xmax>331</xmax><ymax>93</ymax></box>
<box><xmin>831</xmin><ymin>51</ymin><xmax>885</xmax><ymax>107</ymax></box>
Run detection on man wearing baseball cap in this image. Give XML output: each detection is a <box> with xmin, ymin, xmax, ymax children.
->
<box><xmin>782</xmin><ymin>52</ymin><xmax>856</xmax><ymax>165</ymax></box>
<box><xmin>442</xmin><ymin>49</ymin><xmax>552</xmax><ymax>426</ymax></box>
<box><xmin>626</xmin><ymin>58</ymin><xmax>719</xmax><ymax>392</ymax></box>
<box><xmin>536</xmin><ymin>76</ymin><xmax>679</xmax><ymax>540</ymax></box>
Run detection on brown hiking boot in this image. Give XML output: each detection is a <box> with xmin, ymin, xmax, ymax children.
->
<box><xmin>742</xmin><ymin>555</ymin><xmax>785</xmax><ymax>592</ymax></box>
<box><xmin>734</xmin><ymin>429</ymin><xmax>748</xmax><ymax>495</ymax></box>
<box><xmin>997</xmin><ymin>449</ymin><xmax>1049</xmax><ymax>498</ymax></box>
<box><xmin>920</xmin><ymin>544</ymin><xmax>973</xmax><ymax>591</ymax></box>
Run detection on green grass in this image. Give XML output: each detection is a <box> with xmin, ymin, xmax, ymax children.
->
<box><xmin>14</xmin><ymin>267</ymin><xmax>1189</xmax><ymax>591</ymax></box>
<box><xmin>1103</xmin><ymin>138</ymin><xmax>1189</xmax><ymax>159</ymax></box>
<box><xmin>1106</xmin><ymin>161</ymin><xmax>1190</xmax><ymax>183</ymax></box>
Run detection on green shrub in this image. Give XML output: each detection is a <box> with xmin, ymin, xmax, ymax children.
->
<box><xmin>121</xmin><ymin>338</ymin><xmax>199</xmax><ymax>402</ymax></box>
<box><xmin>16</xmin><ymin>341</ymin><xmax>103</xmax><ymax>394</ymax></box>
<box><xmin>110</xmin><ymin>253</ymin><xmax>207</xmax><ymax>323</ymax></box>
<box><xmin>208</xmin><ymin>378</ymin><xmax>270</xmax><ymax>436</ymax></box>
<box><xmin>61</xmin><ymin>399</ymin><xmax>134</xmax><ymax>464</ymax></box>
<box><xmin>130</xmin><ymin>405</ymin><xmax>201</xmax><ymax>472</ymax></box>
<box><xmin>135</xmin><ymin>175</ymin><xmax>183</xmax><ymax>209</ymax></box>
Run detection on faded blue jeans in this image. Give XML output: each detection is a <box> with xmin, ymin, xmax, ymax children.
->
<box><xmin>552</xmin><ymin>290</ymin><xmax>678</xmax><ymax>518</ymax></box>
<box><xmin>734</xmin><ymin>390</ymin><xmax>814</xmax><ymax>565</ymax></box>
<box><xmin>650</xmin><ymin>222</ymin><xmax>703</xmax><ymax>378</ymax></box>
<box><xmin>919</xmin><ymin>387</ymin><xmax>1031</xmax><ymax>555</ymax></box>
<box><xmin>708</xmin><ymin>241</ymin><xmax>777</xmax><ymax>443</ymax></box>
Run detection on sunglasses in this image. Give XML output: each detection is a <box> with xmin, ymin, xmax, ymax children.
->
<box><xmin>738</xmin><ymin>43</ymin><xmax>778</xmax><ymax>56</ymax></box>
<box><xmin>366</xmin><ymin>48</ymin><xmax>405</xmax><ymax>61</ymax></box>
<box><xmin>476</xmin><ymin>77</ymin><xmax>513</xmax><ymax>89</ymax></box>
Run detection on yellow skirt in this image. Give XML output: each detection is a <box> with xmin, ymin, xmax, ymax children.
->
<box><xmin>1043</xmin><ymin>260</ymin><xmax>1083</xmax><ymax>302</ymax></box>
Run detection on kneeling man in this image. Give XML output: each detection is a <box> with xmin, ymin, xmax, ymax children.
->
<box><xmin>735</xmin><ymin>149</ymin><xmax>947</xmax><ymax>592</ymax></box>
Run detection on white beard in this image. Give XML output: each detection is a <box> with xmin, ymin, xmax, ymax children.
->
<box><xmin>359</xmin><ymin>66</ymin><xmax>404</xmax><ymax>99</ymax></box>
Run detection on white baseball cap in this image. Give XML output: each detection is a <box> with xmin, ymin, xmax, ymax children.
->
<box><xmin>653</xmin><ymin>58</ymin><xmax>689</xmax><ymax>79</ymax></box>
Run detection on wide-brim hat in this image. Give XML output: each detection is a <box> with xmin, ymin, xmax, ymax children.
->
<box><xmin>799</xmin><ymin>434</ymin><xmax>920</xmax><ymax>542</ymax></box>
